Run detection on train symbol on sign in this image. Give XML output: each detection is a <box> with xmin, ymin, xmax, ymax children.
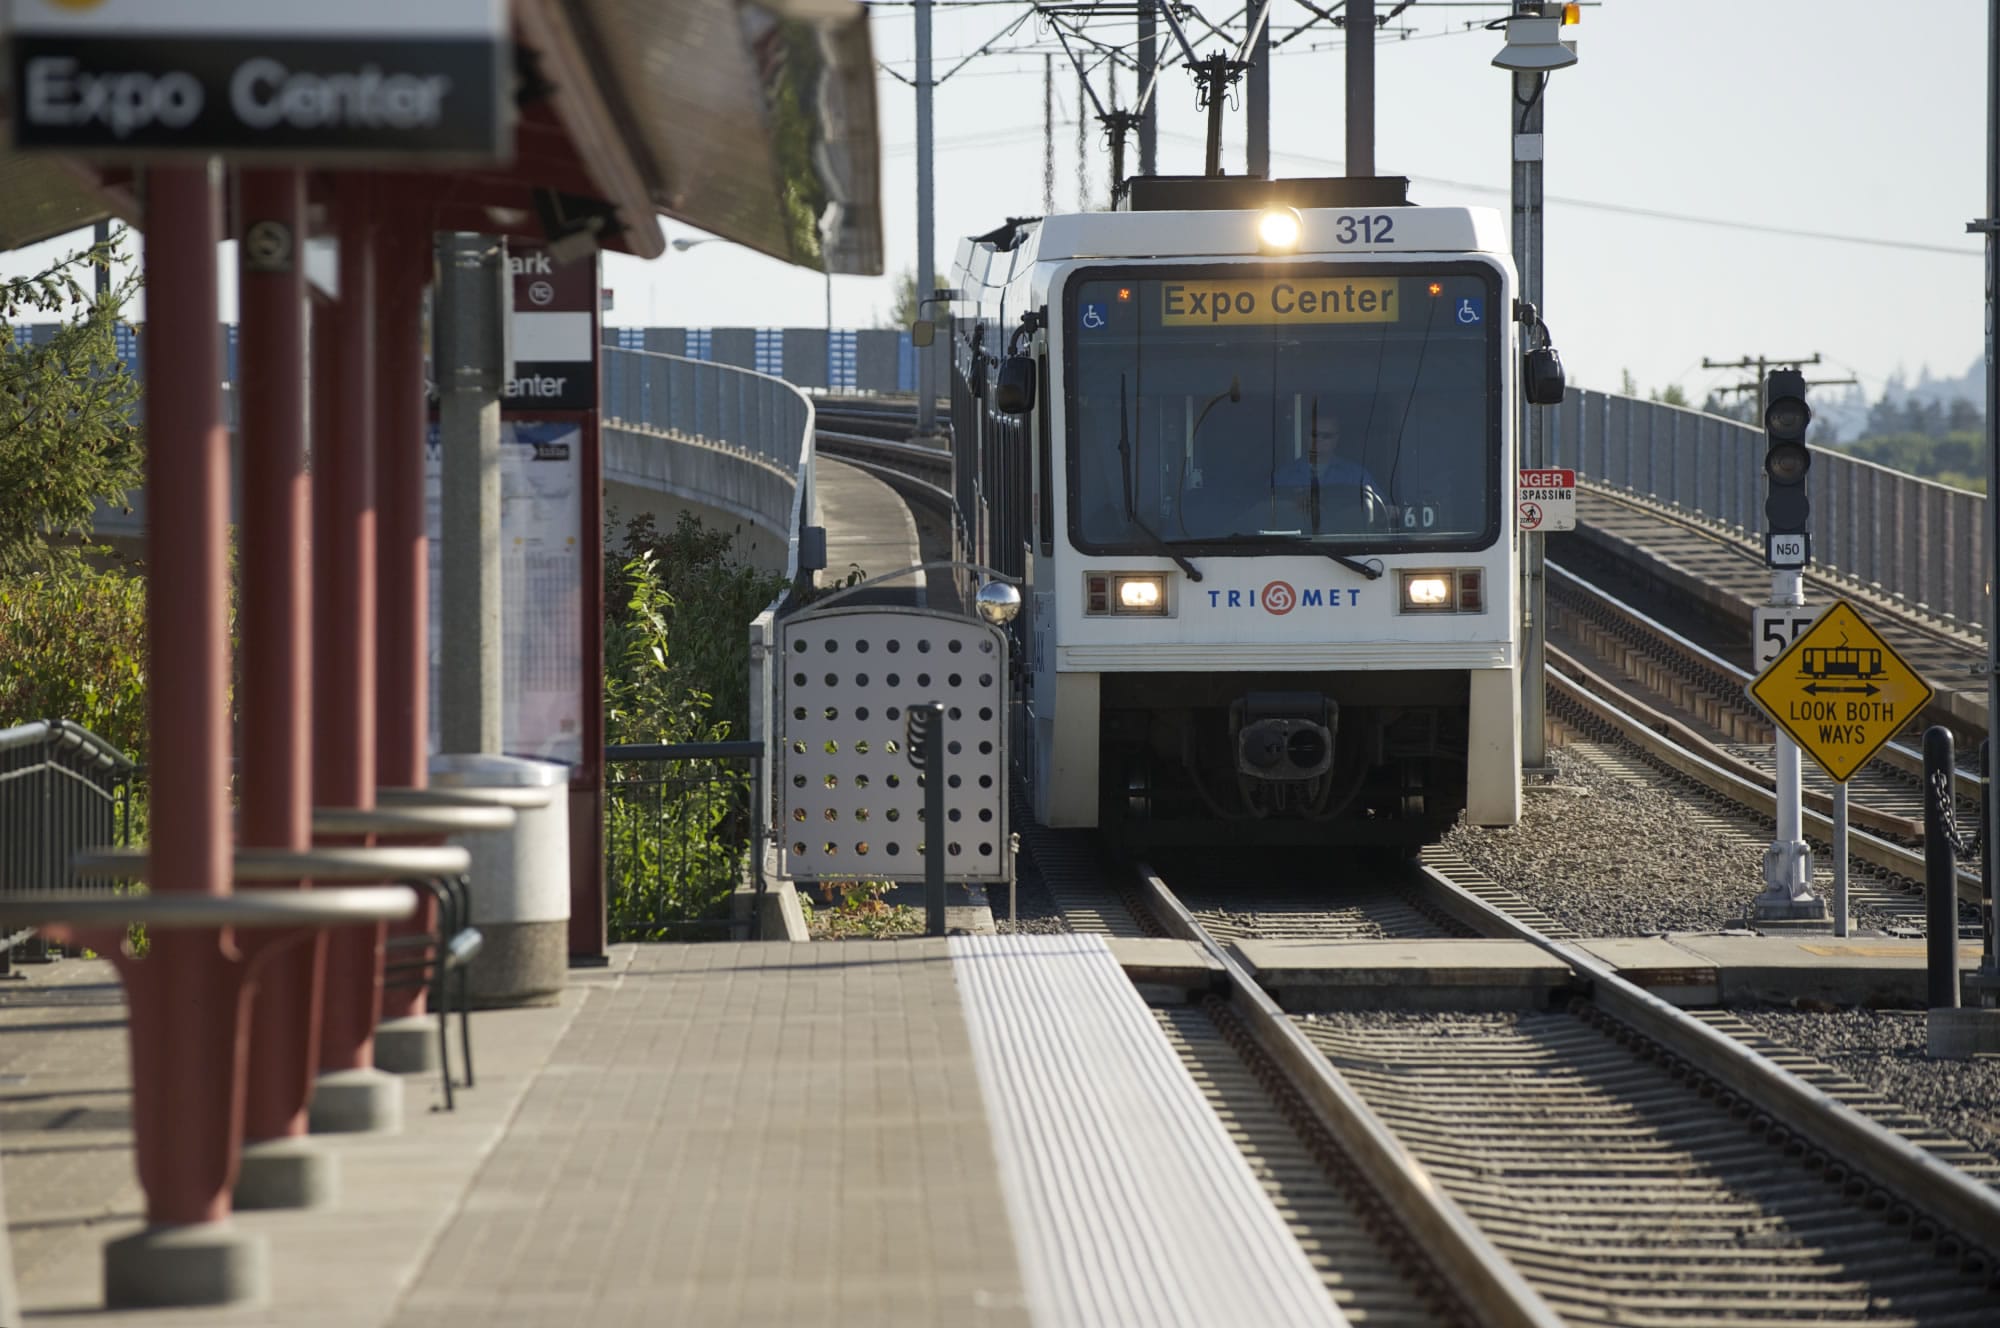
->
<box><xmin>1798</xmin><ymin>643</ymin><xmax>1883</xmax><ymax>694</ymax></box>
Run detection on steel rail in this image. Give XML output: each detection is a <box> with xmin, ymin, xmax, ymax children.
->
<box><xmin>1405</xmin><ymin>856</ymin><xmax>2000</xmax><ymax>1267</ymax></box>
<box><xmin>1130</xmin><ymin>863</ymin><xmax>1567</xmax><ymax>1328</ymax></box>
<box><xmin>1549</xmin><ymin>559</ymin><xmax>1984</xmax><ymax>801</ymax></box>
<box><xmin>1547</xmin><ymin>653</ymin><xmax>1985</xmax><ymax>903</ymax></box>
<box><xmin>1546</xmin><ymin>642</ymin><xmax>1922</xmax><ymax>839</ymax></box>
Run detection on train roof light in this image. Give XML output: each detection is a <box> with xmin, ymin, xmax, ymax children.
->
<box><xmin>1256</xmin><ymin>206</ymin><xmax>1303</xmax><ymax>253</ymax></box>
<box><xmin>1492</xmin><ymin>15</ymin><xmax>1577</xmax><ymax>72</ymax></box>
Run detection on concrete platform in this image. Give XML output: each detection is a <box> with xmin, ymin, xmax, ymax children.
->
<box><xmin>1664</xmin><ymin>933</ymin><xmax>1993</xmax><ymax>1008</ymax></box>
<box><xmin>1187</xmin><ymin>934</ymin><xmax>1996</xmax><ymax>1012</ymax></box>
<box><xmin>3</xmin><ymin>940</ymin><xmax>1346</xmax><ymax>1327</ymax></box>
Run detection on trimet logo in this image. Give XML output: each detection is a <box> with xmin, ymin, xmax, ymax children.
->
<box><xmin>1205</xmin><ymin>581</ymin><xmax>1363</xmax><ymax>613</ymax></box>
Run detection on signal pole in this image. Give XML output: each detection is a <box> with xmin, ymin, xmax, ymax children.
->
<box><xmin>1752</xmin><ymin>369</ymin><xmax>1825</xmax><ymax>922</ymax></box>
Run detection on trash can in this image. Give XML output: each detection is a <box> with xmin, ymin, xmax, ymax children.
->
<box><xmin>429</xmin><ymin>753</ymin><xmax>571</xmax><ymax>1007</ymax></box>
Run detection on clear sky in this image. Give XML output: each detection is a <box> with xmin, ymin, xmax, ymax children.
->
<box><xmin>638</xmin><ymin>0</ymin><xmax>1992</xmax><ymax>407</ymax></box>
<box><xmin>6</xmin><ymin>1</ymin><xmax>1989</xmax><ymax>409</ymax></box>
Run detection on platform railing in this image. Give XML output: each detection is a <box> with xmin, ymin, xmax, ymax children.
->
<box><xmin>0</xmin><ymin>720</ymin><xmax>137</xmax><ymax>972</ymax></box>
<box><xmin>1555</xmin><ymin>389</ymin><xmax>1988</xmax><ymax>636</ymax></box>
<box><xmin>603</xmin><ymin>741</ymin><xmax>764</xmax><ymax>941</ymax></box>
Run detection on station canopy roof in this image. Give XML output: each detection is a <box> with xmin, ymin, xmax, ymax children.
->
<box><xmin>0</xmin><ymin>0</ymin><xmax>883</xmax><ymax>274</ymax></box>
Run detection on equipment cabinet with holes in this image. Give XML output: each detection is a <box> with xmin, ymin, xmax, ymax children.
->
<box><xmin>776</xmin><ymin>605</ymin><xmax>1010</xmax><ymax>885</ymax></box>
<box><xmin>931</xmin><ymin>174</ymin><xmax>1561</xmax><ymax>849</ymax></box>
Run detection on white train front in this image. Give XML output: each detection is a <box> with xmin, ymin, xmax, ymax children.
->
<box><xmin>943</xmin><ymin>177</ymin><xmax>1560</xmax><ymax>850</ymax></box>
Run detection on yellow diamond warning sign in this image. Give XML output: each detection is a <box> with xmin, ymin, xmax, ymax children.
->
<box><xmin>1746</xmin><ymin>600</ymin><xmax>1934</xmax><ymax>783</ymax></box>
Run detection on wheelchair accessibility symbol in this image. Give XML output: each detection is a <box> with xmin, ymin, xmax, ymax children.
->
<box><xmin>1080</xmin><ymin>303</ymin><xmax>1108</xmax><ymax>330</ymax></box>
<box><xmin>1455</xmin><ymin>297</ymin><xmax>1484</xmax><ymax>325</ymax></box>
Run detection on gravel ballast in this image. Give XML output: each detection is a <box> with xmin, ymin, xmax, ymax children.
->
<box><xmin>1440</xmin><ymin>743</ymin><xmax>1924</xmax><ymax>937</ymax></box>
<box><xmin>1730</xmin><ymin>1007</ymin><xmax>2000</xmax><ymax>1175</ymax></box>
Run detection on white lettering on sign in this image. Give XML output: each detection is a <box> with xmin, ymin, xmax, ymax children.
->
<box><xmin>231</xmin><ymin>59</ymin><xmax>451</xmax><ymax>130</ymax></box>
<box><xmin>506</xmin><ymin>373</ymin><xmax>569</xmax><ymax>398</ymax></box>
<box><xmin>508</xmin><ymin>251</ymin><xmax>554</xmax><ymax>277</ymax></box>
<box><xmin>26</xmin><ymin>57</ymin><xmax>203</xmax><ymax>138</ymax></box>
<box><xmin>1517</xmin><ymin>467</ymin><xmax>1576</xmax><ymax>532</ymax></box>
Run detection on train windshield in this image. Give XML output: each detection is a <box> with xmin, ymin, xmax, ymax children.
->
<box><xmin>1065</xmin><ymin>265</ymin><xmax>1501</xmax><ymax>553</ymax></box>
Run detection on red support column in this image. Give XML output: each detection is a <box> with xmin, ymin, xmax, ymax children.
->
<box><xmin>128</xmin><ymin>163</ymin><xmax>244</xmax><ymax>1224</ymax></box>
<box><xmin>375</xmin><ymin>224</ymin><xmax>435</xmax><ymax>1023</ymax></box>
<box><xmin>235</xmin><ymin>169</ymin><xmax>326</xmax><ymax>1153</ymax></box>
<box><xmin>313</xmin><ymin>176</ymin><xmax>387</xmax><ymax>1087</ymax></box>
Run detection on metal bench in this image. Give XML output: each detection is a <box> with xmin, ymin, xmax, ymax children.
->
<box><xmin>310</xmin><ymin>805</ymin><xmax>513</xmax><ymax>1109</ymax></box>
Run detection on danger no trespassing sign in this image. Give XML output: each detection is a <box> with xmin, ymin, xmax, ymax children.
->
<box><xmin>1517</xmin><ymin>467</ymin><xmax>1576</xmax><ymax>533</ymax></box>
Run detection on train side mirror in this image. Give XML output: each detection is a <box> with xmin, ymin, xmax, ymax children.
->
<box><xmin>911</xmin><ymin>319</ymin><xmax>935</xmax><ymax>348</ymax></box>
<box><xmin>1524</xmin><ymin>345</ymin><xmax>1565</xmax><ymax>405</ymax></box>
<box><xmin>993</xmin><ymin>355</ymin><xmax>1037</xmax><ymax>415</ymax></box>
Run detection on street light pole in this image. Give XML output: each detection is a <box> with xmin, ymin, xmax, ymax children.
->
<box><xmin>1494</xmin><ymin>3</ymin><xmax>1575</xmax><ymax>775</ymax></box>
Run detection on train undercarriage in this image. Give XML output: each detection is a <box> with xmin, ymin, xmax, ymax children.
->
<box><xmin>1093</xmin><ymin>670</ymin><xmax>1472</xmax><ymax>849</ymax></box>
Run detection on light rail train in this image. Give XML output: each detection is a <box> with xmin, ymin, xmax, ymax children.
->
<box><xmin>939</xmin><ymin>176</ymin><xmax>1563</xmax><ymax>847</ymax></box>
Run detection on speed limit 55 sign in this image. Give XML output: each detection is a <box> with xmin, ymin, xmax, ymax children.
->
<box><xmin>1752</xmin><ymin>605</ymin><xmax>1827</xmax><ymax>670</ymax></box>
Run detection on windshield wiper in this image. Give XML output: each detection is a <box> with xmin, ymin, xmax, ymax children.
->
<box><xmin>1117</xmin><ymin>372</ymin><xmax>1203</xmax><ymax>582</ymax></box>
<box><xmin>1201</xmin><ymin>535</ymin><xmax>1384</xmax><ymax>582</ymax></box>
<box><xmin>1320</xmin><ymin>551</ymin><xmax>1385</xmax><ymax>581</ymax></box>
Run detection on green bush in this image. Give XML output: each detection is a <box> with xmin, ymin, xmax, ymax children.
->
<box><xmin>0</xmin><ymin>559</ymin><xmax>148</xmax><ymax>762</ymax></box>
<box><xmin>603</xmin><ymin>517</ymin><xmax>786</xmax><ymax>939</ymax></box>
<box><xmin>605</xmin><ymin>512</ymin><xmax>785</xmax><ymax>741</ymax></box>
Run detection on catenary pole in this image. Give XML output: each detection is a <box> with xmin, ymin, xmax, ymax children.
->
<box><xmin>1247</xmin><ymin>16</ymin><xmax>1270</xmax><ymax>178</ymax></box>
<box><xmin>916</xmin><ymin>0</ymin><xmax>938</xmax><ymax>434</ymax></box>
<box><xmin>1980</xmin><ymin>0</ymin><xmax>2000</xmax><ymax>988</ymax></box>
<box><xmin>1346</xmin><ymin>0</ymin><xmax>1374</xmax><ymax>177</ymax></box>
<box><xmin>1138</xmin><ymin>4</ymin><xmax>1158</xmax><ymax>176</ymax></box>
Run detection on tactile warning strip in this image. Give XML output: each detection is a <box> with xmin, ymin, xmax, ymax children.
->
<box><xmin>950</xmin><ymin>934</ymin><xmax>1347</xmax><ymax>1328</ymax></box>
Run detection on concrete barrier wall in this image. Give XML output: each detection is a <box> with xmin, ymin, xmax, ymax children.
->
<box><xmin>600</xmin><ymin>346</ymin><xmax>815</xmax><ymax>580</ymax></box>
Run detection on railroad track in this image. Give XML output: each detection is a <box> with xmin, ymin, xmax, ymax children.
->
<box><xmin>1567</xmin><ymin>483</ymin><xmax>1988</xmax><ymax>736</ymax></box>
<box><xmin>1546</xmin><ymin>559</ymin><xmax>1989</xmax><ymax>916</ymax></box>
<box><xmin>1015</xmin><ymin>810</ymin><xmax>2000</xmax><ymax>1324</ymax></box>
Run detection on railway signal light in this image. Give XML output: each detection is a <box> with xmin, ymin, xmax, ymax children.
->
<box><xmin>1763</xmin><ymin>368</ymin><xmax>1812</xmax><ymax>568</ymax></box>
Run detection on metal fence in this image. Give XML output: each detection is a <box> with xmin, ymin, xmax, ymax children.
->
<box><xmin>0</xmin><ymin>720</ymin><xmax>137</xmax><ymax>971</ymax></box>
<box><xmin>1555</xmin><ymin>389</ymin><xmax>1989</xmax><ymax>635</ymax></box>
<box><xmin>602</xmin><ymin>346</ymin><xmax>816</xmax><ymax>476</ymax></box>
<box><xmin>603</xmin><ymin>325</ymin><xmax>949</xmax><ymax>398</ymax></box>
<box><xmin>603</xmin><ymin>741</ymin><xmax>765</xmax><ymax>941</ymax></box>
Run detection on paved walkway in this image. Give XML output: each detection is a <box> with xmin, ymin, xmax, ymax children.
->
<box><xmin>1</xmin><ymin>944</ymin><xmax>1029</xmax><ymax>1326</ymax></box>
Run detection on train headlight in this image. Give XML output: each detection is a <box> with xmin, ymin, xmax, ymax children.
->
<box><xmin>1395</xmin><ymin>569</ymin><xmax>1490</xmax><ymax>614</ymax></box>
<box><xmin>1116</xmin><ymin>575</ymin><xmax>1166</xmax><ymax>612</ymax></box>
<box><xmin>1256</xmin><ymin>206</ymin><xmax>1303</xmax><ymax>253</ymax></box>
<box><xmin>1399</xmin><ymin>572</ymin><xmax>1456</xmax><ymax>612</ymax></box>
<box><xmin>1086</xmin><ymin>572</ymin><xmax>1171</xmax><ymax>616</ymax></box>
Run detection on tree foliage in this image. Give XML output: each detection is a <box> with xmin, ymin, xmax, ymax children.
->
<box><xmin>604</xmin><ymin>511</ymin><xmax>787</xmax><ymax>742</ymax></box>
<box><xmin>882</xmin><ymin>269</ymin><xmax>947</xmax><ymax>329</ymax></box>
<box><xmin>0</xmin><ymin>231</ymin><xmax>143</xmax><ymax>574</ymax></box>
<box><xmin>0</xmin><ymin>560</ymin><xmax>148</xmax><ymax>761</ymax></box>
